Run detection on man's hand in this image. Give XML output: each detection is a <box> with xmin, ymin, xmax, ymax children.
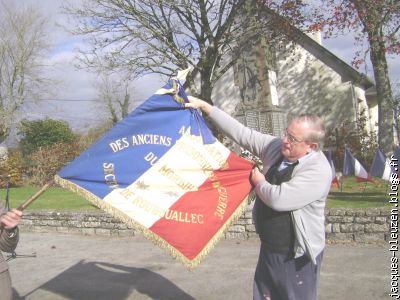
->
<box><xmin>0</xmin><ymin>209</ymin><xmax>22</xmax><ymax>230</ymax></box>
<box><xmin>185</xmin><ymin>96</ymin><xmax>213</xmax><ymax>114</ymax></box>
<box><xmin>251</xmin><ymin>168</ymin><xmax>265</xmax><ymax>186</ymax></box>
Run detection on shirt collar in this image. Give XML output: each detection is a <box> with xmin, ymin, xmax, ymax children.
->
<box><xmin>279</xmin><ymin>151</ymin><xmax>315</xmax><ymax>170</ymax></box>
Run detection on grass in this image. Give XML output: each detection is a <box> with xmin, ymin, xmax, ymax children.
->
<box><xmin>327</xmin><ymin>176</ymin><xmax>392</xmax><ymax>208</ymax></box>
<box><xmin>0</xmin><ymin>176</ymin><xmax>394</xmax><ymax>210</ymax></box>
<box><xmin>0</xmin><ymin>186</ymin><xmax>98</xmax><ymax>210</ymax></box>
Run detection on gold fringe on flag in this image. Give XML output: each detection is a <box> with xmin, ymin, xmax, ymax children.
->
<box><xmin>54</xmin><ymin>175</ymin><xmax>250</xmax><ymax>269</ymax></box>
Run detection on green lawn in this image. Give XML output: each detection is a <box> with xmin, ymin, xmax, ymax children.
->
<box><xmin>0</xmin><ymin>176</ymin><xmax>393</xmax><ymax>210</ymax></box>
<box><xmin>0</xmin><ymin>186</ymin><xmax>98</xmax><ymax>210</ymax></box>
<box><xmin>327</xmin><ymin>176</ymin><xmax>392</xmax><ymax>208</ymax></box>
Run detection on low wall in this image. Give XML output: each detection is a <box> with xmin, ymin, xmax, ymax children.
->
<box><xmin>18</xmin><ymin>206</ymin><xmax>392</xmax><ymax>243</ymax></box>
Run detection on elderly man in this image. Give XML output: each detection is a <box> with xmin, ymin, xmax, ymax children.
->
<box><xmin>186</xmin><ymin>96</ymin><xmax>331</xmax><ymax>300</ymax></box>
<box><xmin>0</xmin><ymin>204</ymin><xmax>22</xmax><ymax>300</ymax></box>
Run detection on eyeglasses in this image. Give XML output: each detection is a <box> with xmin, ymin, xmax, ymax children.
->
<box><xmin>283</xmin><ymin>129</ymin><xmax>305</xmax><ymax>144</ymax></box>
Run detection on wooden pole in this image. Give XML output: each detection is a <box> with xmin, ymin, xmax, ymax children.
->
<box><xmin>340</xmin><ymin>175</ymin><xmax>344</xmax><ymax>192</ymax></box>
<box><xmin>1</xmin><ymin>180</ymin><xmax>53</xmax><ymax>231</ymax></box>
<box><xmin>362</xmin><ymin>181</ymin><xmax>368</xmax><ymax>194</ymax></box>
<box><xmin>17</xmin><ymin>179</ymin><xmax>54</xmax><ymax>211</ymax></box>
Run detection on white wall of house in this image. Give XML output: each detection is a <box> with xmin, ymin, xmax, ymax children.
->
<box><xmin>275</xmin><ymin>42</ymin><xmax>359</xmax><ymax>130</ymax></box>
<box><xmin>366</xmin><ymin>90</ymin><xmax>379</xmax><ymax>135</ymax></box>
<box><xmin>211</xmin><ymin>67</ymin><xmax>241</xmax><ymax>114</ymax></box>
<box><xmin>211</xmin><ymin>33</ymin><xmax>373</xmax><ymax>136</ymax></box>
<box><xmin>354</xmin><ymin>86</ymin><xmax>374</xmax><ymax>133</ymax></box>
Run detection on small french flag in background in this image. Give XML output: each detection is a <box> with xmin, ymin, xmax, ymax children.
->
<box><xmin>369</xmin><ymin>148</ymin><xmax>395</xmax><ymax>181</ymax></box>
<box><xmin>342</xmin><ymin>147</ymin><xmax>373</xmax><ymax>182</ymax></box>
<box><xmin>324</xmin><ymin>150</ymin><xmax>340</xmax><ymax>188</ymax></box>
<box><xmin>393</xmin><ymin>145</ymin><xmax>400</xmax><ymax>177</ymax></box>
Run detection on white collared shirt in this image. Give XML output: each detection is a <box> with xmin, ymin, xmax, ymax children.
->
<box><xmin>278</xmin><ymin>151</ymin><xmax>314</xmax><ymax>171</ymax></box>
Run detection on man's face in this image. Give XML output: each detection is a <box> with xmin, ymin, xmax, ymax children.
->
<box><xmin>281</xmin><ymin>120</ymin><xmax>315</xmax><ymax>162</ymax></box>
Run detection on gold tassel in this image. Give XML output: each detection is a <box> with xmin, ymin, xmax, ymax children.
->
<box><xmin>54</xmin><ymin>175</ymin><xmax>249</xmax><ymax>268</ymax></box>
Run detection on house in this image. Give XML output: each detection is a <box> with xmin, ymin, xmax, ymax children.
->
<box><xmin>210</xmin><ymin>17</ymin><xmax>377</xmax><ymax>142</ymax></box>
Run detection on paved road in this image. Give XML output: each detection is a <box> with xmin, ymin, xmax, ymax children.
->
<box><xmin>6</xmin><ymin>232</ymin><xmax>389</xmax><ymax>299</ymax></box>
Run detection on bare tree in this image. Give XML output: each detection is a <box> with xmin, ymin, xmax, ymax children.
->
<box><xmin>95</xmin><ymin>73</ymin><xmax>134</xmax><ymax>125</ymax></box>
<box><xmin>63</xmin><ymin>0</ymin><xmax>307</xmax><ymax>103</ymax></box>
<box><xmin>0</xmin><ymin>1</ymin><xmax>52</xmax><ymax>145</ymax></box>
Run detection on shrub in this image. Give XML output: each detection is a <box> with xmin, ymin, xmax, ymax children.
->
<box><xmin>22</xmin><ymin>122</ymin><xmax>113</xmax><ymax>186</ymax></box>
<box><xmin>77</xmin><ymin>122</ymin><xmax>112</xmax><ymax>151</ymax></box>
<box><xmin>18</xmin><ymin>118</ymin><xmax>77</xmax><ymax>156</ymax></box>
<box><xmin>0</xmin><ymin>150</ymin><xmax>23</xmax><ymax>187</ymax></box>
<box><xmin>24</xmin><ymin>142</ymin><xmax>81</xmax><ymax>186</ymax></box>
<box><xmin>325</xmin><ymin>110</ymin><xmax>378</xmax><ymax>170</ymax></box>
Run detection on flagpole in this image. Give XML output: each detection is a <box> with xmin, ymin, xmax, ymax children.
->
<box><xmin>17</xmin><ymin>180</ymin><xmax>54</xmax><ymax>211</ymax></box>
<box><xmin>340</xmin><ymin>174</ymin><xmax>344</xmax><ymax>192</ymax></box>
<box><xmin>362</xmin><ymin>181</ymin><xmax>368</xmax><ymax>194</ymax></box>
<box><xmin>385</xmin><ymin>183</ymin><xmax>389</xmax><ymax>202</ymax></box>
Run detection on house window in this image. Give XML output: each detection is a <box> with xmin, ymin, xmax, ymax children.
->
<box><xmin>268</xmin><ymin>70</ymin><xmax>279</xmax><ymax>106</ymax></box>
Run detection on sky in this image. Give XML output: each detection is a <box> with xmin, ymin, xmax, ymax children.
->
<box><xmin>16</xmin><ymin>0</ymin><xmax>166</xmax><ymax>134</ymax></box>
<box><xmin>8</xmin><ymin>0</ymin><xmax>400</xmax><ymax>145</ymax></box>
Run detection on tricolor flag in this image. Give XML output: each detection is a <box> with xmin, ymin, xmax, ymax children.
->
<box><xmin>370</xmin><ymin>149</ymin><xmax>394</xmax><ymax>181</ymax></box>
<box><xmin>324</xmin><ymin>150</ymin><xmax>340</xmax><ymax>188</ymax></box>
<box><xmin>342</xmin><ymin>148</ymin><xmax>373</xmax><ymax>182</ymax></box>
<box><xmin>391</xmin><ymin>145</ymin><xmax>400</xmax><ymax>185</ymax></box>
<box><xmin>55</xmin><ymin>76</ymin><xmax>253</xmax><ymax>268</ymax></box>
<box><xmin>393</xmin><ymin>145</ymin><xmax>400</xmax><ymax>176</ymax></box>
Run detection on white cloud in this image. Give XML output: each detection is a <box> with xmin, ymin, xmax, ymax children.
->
<box><xmin>12</xmin><ymin>0</ymin><xmax>165</xmax><ymax>135</ymax></box>
<box><xmin>388</xmin><ymin>55</ymin><xmax>400</xmax><ymax>84</ymax></box>
<box><xmin>13</xmin><ymin>0</ymin><xmax>399</xmax><ymax>138</ymax></box>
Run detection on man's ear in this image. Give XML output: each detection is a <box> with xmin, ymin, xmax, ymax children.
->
<box><xmin>309</xmin><ymin>143</ymin><xmax>318</xmax><ymax>151</ymax></box>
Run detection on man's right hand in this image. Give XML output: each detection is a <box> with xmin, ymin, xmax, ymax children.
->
<box><xmin>251</xmin><ymin>168</ymin><xmax>265</xmax><ymax>187</ymax></box>
<box><xmin>185</xmin><ymin>96</ymin><xmax>214</xmax><ymax>114</ymax></box>
<box><xmin>0</xmin><ymin>209</ymin><xmax>22</xmax><ymax>230</ymax></box>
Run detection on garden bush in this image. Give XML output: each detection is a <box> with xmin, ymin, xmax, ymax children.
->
<box><xmin>24</xmin><ymin>142</ymin><xmax>81</xmax><ymax>185</ymax></box>
<box><xmin>0</xmin><ymin>150</ymin><xmax>23</xmax><ymax>187</ymax></box>
<box><xmin>18</xmin><ymin>118</ymin><xmax>77</xmax><ymax>156</ymax></box>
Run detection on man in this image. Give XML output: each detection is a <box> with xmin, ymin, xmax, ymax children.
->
<box><xmin>0</xmin><ymin>204</ymin><xmax>22</xmax><ymax>300</ymax></box>
<box><xmin>186</xmin><ymin>96</ymin><xmax>331</xmax><ymax>300</ymax></box>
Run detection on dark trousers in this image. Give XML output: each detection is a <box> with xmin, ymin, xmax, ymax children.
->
<box><xmin>253</xmin><ymin>243</ymin><xmax>323</xmax><ymax>300</ymax></box>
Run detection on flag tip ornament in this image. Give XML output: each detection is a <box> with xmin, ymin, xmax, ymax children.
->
<box><xmin>154</xmin><ymin>67</ymin><xmax>192</xmax><ymax>101</ymax></box>
<box><xmin>173</xmin><ymin>67</ymin><xmax>193</xmax><ymax>81</ymax></box>
<box><xmin>55</xmin><ymin>76</ymin><xmax>253</xmax><ymax>268</ymax></box>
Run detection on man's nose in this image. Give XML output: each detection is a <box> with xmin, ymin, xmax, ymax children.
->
<box><xmin>282</xmin><ymin>136</ymin><xmax>290</xmax><ymax>144</ymax></box>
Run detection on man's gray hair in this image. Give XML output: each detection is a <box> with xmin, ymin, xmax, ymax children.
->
<box><xmin>289</xmin><ymin>114</ymin><xmax>326</xmax><ymax>150</ymax></box>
